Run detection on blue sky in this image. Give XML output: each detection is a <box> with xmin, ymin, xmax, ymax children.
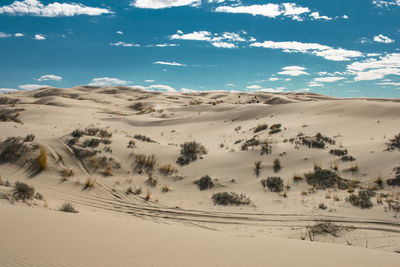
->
<box><xmin>0</xmin><ymin>0</ymin><xmax>399</xmax><ymax>97</ymax></box>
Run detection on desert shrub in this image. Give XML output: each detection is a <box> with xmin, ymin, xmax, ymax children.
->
<box><xmin>254</xmin><ymin>161</ymin><xmax>262</xmax><ymax>177</ymax></box>
<box><xmin>82</xmin><ymin>138</ymin><xmax>101</xmax><ymax>148</ymax></box>
<box><xmin>34</xmin><ymin>192</ymin><xmax>43</xmax><ymax>200</ymax></box>
<box><xmin>127</xmin><ymin>140</ymin><xmax>136</xmax><ymax>148</ymax></box>
<box><xmin>387</xmin><ymin>165</ymin><xmax>400</xmax><ymax>186</ymax></box>
<box><xmin>305</xmin><ymin>168</ymin><xmax>349</xmax><ymax>189</ymax></box>
<box><xmin>85</xmin><ymin>127</ymin><xmax>101</xmax><ymax>136</ymax></box>
<box><xmin>158</xmin><ymin>164</ymin><xmax>178</xmax><ymax>176</ymax></box>
<box><xmin>61</xmin><ymin>168</ymin><xmax>74</xmax><ymax>179</ymax></box>
<box><xmin>0</xmin><ymin>108</ymin><xmax>23</xmax><ymax>123</ymax></box>
<box><xmin>83</xmin><ymin>178</ymin><xmax>95</xmax><ymax>190</ymax></box>
<box><xmin>241</xmin><ymin>138</ymin><xmax>260</xmax><ymax>151</ymax></box>
<box><xmin>24</xmin><ymin>134</ymin><xmax>35</xmax><ymax>142</ymax></box>
<box><xmin>98</xmin><ymin>129</ymin><xmax>112</xmax><ymax>138</ymax></box>
<box><xmin>260</xmin><ymin>140</ymin><xmax>273</xmax><ymax>155</ymax></box>
<box><xmin>269</xmin><ymin>128</ymin><xmax>281</xmax><ymax>135</ymax></box>
<box><xmin>293</xmin><ymin>175</ymin><xmax>303</xmax><ymax>183</ymax></box>
<box><xmin>134</xmin><ymin>154</ymin><xmax>156</xmax><ymax>174</ymax></box>
<box><xmin>254</xmin><ymin>124</ymin><xmax>268</xmax><ymax>133</ymax></box>
<box><xmin>330</xmin><ymin>149</ymin><xmax>347</xmax><ymax>156</ymax></box>
<box><xmin>299</xmin><ymin>133</ymin><xmax>335</xmax><ymax>149</ymax></box>
<box><xmin>71</xmin><ymin>147</ymin><xmax>97</xmax><ymax>160</ymax></box>
<box><xmin>212</xmin><ymin>192</ymin><xmax>251</xmax><ymax>206</ymax></box>
<box><xmin>308</xmin><ymin>221</ymin><xmax>347</xmax><ymax>239</ymax></box>
<box><xmin>59</xmin><ymin>202</ymin><xmax>78</xmax><ymax>213</ymax></box>
<box><xmin>145</xmin><ymin>173</ymin><xmax>158</xmax><ymax>187</ymax></box>
<box><xmin>386</xmin><ymin>133</ymin><xmax>400</xmax><ymax>151</ymax></box>
<box><xmin>71</xmin><ymin>129</ymin><xmax>85</xmax><ymax>138</ymax></box>
<box><xmin>103</xmin><ymin>165</ymin><xmax>113</xmax><ymax>176</ymax></box>
<box><xmin>348</xmin><ymin>190</ymin><xmax>374</xmax><ymax>209</ymax></box>
<box><xmin>261</xmin><ymin>177</ymin><xmax>283</xmax><ymax>192</ymax></box>
<box><xmin>341</xmin><ymin>155</ymin><xmax>356</xmax><ymax>162</ymax></box>
<box><xmin>162</xmin><ymin>186</ymin><xmax>170</xmax><ymax>192</ymax></box>
<box><xmin>270</xmin><ymin>124</ymin><xmax>282</xmax><ymax>130</ymax></box>
<box><xmin>38</xmin><ymin>147</ymin><xmax>47</xmax><ymax>170</ymax></box>
<box><xmin>13</xmin><ymin>182</ymin><xmax>35</xmax><ymax>201</ymax></box>
<box><xmin>319</xmin><ymin>203</ymin><xmax>327</xmax><ymax>210</ymax></box>
<box><xmin>194</xmin><ymin>175</ymin><xmax>214</xmax><ymax>191</ymax></box>
<box><xmin>343</xmin><ymin>165</ymin><xmax>359</xmax><ymax>174</ymax></box>
<box><xmin>176</xmin><ymin>141</ymin><xmax>207</xmax><ymax>166</ymax></box>
<box><xmin>273</xmin><ymin>158</ymin><xmax>281</xmax><ymax>173</ymax></box>
<box><xmin>0</xmin><ymin>137</ymin><xmax>33</xmax><ymax>163</ymax></box>
<box><xmin>133</xmin><ymin>134</ymin><xmax>155</xmax><ymax>143</ymax></box>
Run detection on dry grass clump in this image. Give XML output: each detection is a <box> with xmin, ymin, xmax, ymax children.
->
<box><xmin>194</xmin><ymin>175</ymin><xmax>214</xmax><ymax>191</ymax></box>
<box><xmin>145</xmin><ymin>191</ymin><xmax>151</xmax><ymax>201</ymax></box>
<box><xmin>59</xmin><ymin>202</ymin><xmax>79</xmax><ymax>213</ymax></box>
<box><xmin>145</xmin><ymin>173</ymin><xmax>158</xmax><ymax>187</ymax></box>
<box><xmin>293</xmin><ymin>175</ymin><xmax>303</xmax><ymax>183</ymax></box>
<box><xmin>241</xmin><ymin>138</ymin><xmax>260</xmax><ymax>151</ymax></box>
<box><xmin>261</xmin><ymin>177</ymin><xmax>284</xmax><ymax>192</ymax></box>
<box><xmin>212</xmin><ymin>192</ymin><xmax>251</xmax><ymax>206</ymax></box>
<box><xmin>127</xmin><ymin>140</ymin><xmax>136</xmax><ymax>148</ymax></box>
<box><xmin>176</xmin><ymin>141</ymin><xmax>207</xmax><ymax>166</ymax></box>
<box><xmin>297</xmin><ymin>132</ymin><xmax>335</xmax><ymax>149</ymax></box>
<box><xmin>308</xmin><ymin>221</ymin><xmax>350</xmax><ymax>240</ymax></box>
<box><xmin>12</xmin><ymin>182</ymin><xmax>35</xmax><ymax>201</ymax></box>
<box><xmin>305</xmin><ymin>168</ymin><xmax>350</xmax><ymax>190</ymax></box>
<box><xmin>24</xmin><ymin>134</ymin><xmax>35</xmax><ymax>142</ymax></box>
<box><xmin>254</xmin><ymin>161</ymin><xmax>262</xmax><ymax>177</ymax></box>
<box><xmin>341</xmin><ymin>155</ymin><xmax>356</xmax><ymax>162</ymax></box>
<box><xmin>134</xmin><ymin>154</ymin><xmax>156</xmax><ymax>174</ymax></box>
<box><xmin>273</xmin><ymin>158</ymin><xmax>281</xmax><ymax>173</ymax></box>
<box><xmin>103</xmin><ymin>165</ymin><xmax>113</xmax><ymax>176</ymax></box>
<box><xmin>343</xmin><ymin>165</ymin><xmax>359</xmax><ymax>174</ymax></box>
<box><xmin>254</xmin><ymin>124</ymin><xmax>268</xmax><ymax>133</ymax></box>
<box><xmin>329</xmin><ymin>149</ymin><xmax>348</xmax><ymax>156</ymax></box>
<box><xmin>0</xmin><ymin>137</ymin><xmax>36</xmax><ymax>164</ymax></box>
<box><xmin>269</xmin><ymin>124</ymin><xmax>282</xmax><ymax>135</ymax></box>
<box><xmin>387</xmin><ymin>165</ymin><xmax>400</xmax><ymax>186</ymax></box>
<box><xmin>161</xmin><ymin>185</ymin><xmax>170</xmax><ymax>193</ymax></box>
<box><xmin>386</xmin><ymin>133</ymin><xmax>400</xmax><ymax>151</ymax></box>
<box><xmin>347</xmin><ymin>189</ymin><xmax>374</xmax><ymax>209</ymax></box>
<box><xmin>38</xmin><ymin>147</ymin><xmax>47</xmax><ymax>170</ymax></box>
<box><xmin>158</xmin><ymin>164</ymin><xmax>178</xmax><ymax>176</ymax></box>
<box><xmin>0</xmin><ymin>108</ymin><xmax>24</xmax><ymax>123</ymax></box>
<box><xmin>241</xmin><ymin>138</ymin><xmax>273</xmax><ymax>155</ymax></box>
<box><xmin>83</xmin><ymin>178</ymin><xmax>95</xmax><ymax>190</ymax></box>
<box><xmin>61</xmin><ymin>168</ymin><xmax>74</xmax><ymax>180</ymax></box>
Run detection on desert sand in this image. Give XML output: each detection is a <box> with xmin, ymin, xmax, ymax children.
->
<box><xmin>0</xmin><ymin>86</ymin><xmax>400</xmax><ymax>266</ymax></box>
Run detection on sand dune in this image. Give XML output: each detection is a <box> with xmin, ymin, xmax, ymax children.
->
<box><xmin>0</xmin><ymin>86</ymin><xmax>400</xmax><ymax>266</ymax></box>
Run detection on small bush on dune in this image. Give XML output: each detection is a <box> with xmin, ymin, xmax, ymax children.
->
<box><xmin>386</xmin><ymin>133</ymin><xmax>400</xmax><ymax>151</ymax></box>
<box><xmin>254</xmin><ymin>124</ymin><xmax>268</xmax><ymax>133</ymax></box>
<box><xmin>305</xmin><ymin>168</ymin><xmax>349</xmax><ymax>189</ymax></box>
<box><xmin>387</xmin><ymin>165</ymin><xmax>400</xmax><ymax>186</ymax></box>
<box><xmin>13</xmin><ymin>182</ymin><xmax>35</xmax><ymax>201</ymax></box>
<box><xmin>145</xmin><ymin>173</ymin><xmax>158</xmax><ymax>187</ymax></box>
<box><xmin>176</xmin><ymin>141</ymin><xmax>207</xmax><ymax>166</ymax></box>
<box><xmin>194</xmin><ymin>175</ymin><xmax>214</xmax><ymax>191</ymax></box>
<box><xmin>329</xmin><ymin>149</ymin><xmax>347</xmax><ymax>156</ymax></box>
<box><xmin>59</xmin><ymin>202</ymin><xmax>78</xmax><ymax>213</ymax></box>
<box><xmin>261</xmin><ymin>177</ymin><xmax>283</xmax><ymax>192</ymax></box>
<box><xmin>212</xmin><ymin>192</ymin><xmax>251</xmax><ymax>206</ymax></box>
<box><xmin>134</xmin><ymin>154</ymin><xmax>156</xmax><ymax>174</ymax></box>
<box><xmin>38</xmin><ymin>147</ymin><xmax>47</xmax><ymax>170</ymax></box>
<box><xmin>133</xmin><ymin>134</ymin><xmax>156</xmax><ymax>143</ymax></box>
<box><xmin>273</xmin><ymin>158</ymin><xmax>281</xmax><ymax>173</ymax></box>
<box><xmin>348</xmin><ymin>189</ymin><xmax>374</xmax><ymax>209</ymax></box>
<box><xmin>158</xmin><ymin>164</ymin><xmax>178</xmax><ymax>176</ymax></box>
<box><xmin>83</xmin><ymin>178</ymin><xmax>95</xmax><ymax>190</ymax></box>
<box><xmin>254</xmin><ymin>161</ymin><xmax>262</xmax><ymax>177</ymax></box>
<box><xmin>0</xmin><ymin>137</ymin><xmax>33</xmax><ymax>164</ymax></box>
<box><xmin>341</xmin><ymin>155</ymin><xmax>356</xmax><ymax>162</ymax></box>
<box><xmin>24</xmin><ymin>134</ymin><xmax>35</xmax><ymax>142</ymax></box>
<box><xmin>241</xmin><ymin>138</ymin><xmax>260</xmax><ymax>151</ymax></box>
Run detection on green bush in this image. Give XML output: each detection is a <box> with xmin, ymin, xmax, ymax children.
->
<box><xmin>305</xmin><ymin>168</ymin><xmax>348</xmax><ymax>189</ymax></box>
<box><xmin>176</xmin><ymin>141</ymin><xmax>207</xmax><ymax>166</ymax></box>
<box><xmin>13</xmin><ymin>182</ymin><xmax>35</xmax><ymax>201</ymax></box>
<box><xmin>59</xmin><ymin>202</ymin><xmax>79</xmax><ymax>213</ymax></box>
<box><xmin>212</xmin><ymin>192</ymin><xmax>251</xmax><ymax>206</ymax></box>
<box><xmin>261</xmin><ymin>177</ymin><xmax>283</xmax><ymax>192</ymax></box>
<box><xmin>194</xmin><ymin>175</ymin><xmax>214</xmax><ymax>191</ymax></box>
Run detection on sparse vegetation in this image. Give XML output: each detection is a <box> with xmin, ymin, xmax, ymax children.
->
<box><xmin>133</xmin><ymin>134</ymin><xmax>156</xmax><ymax>143</ymax></box>
<box><xmin>308</xmin><ymin>221</ymin><xmax>350</xmax><ymax>240</ymax></box>
<box><xmin>273</xmin><ymin>158</ymin><xmax>281</xmax><ymax>173</ymax></box>
<box><xmin>254</xmin><ymin>124</ymin><xmax>268</xmax><ymax>133</ymax></box>
<box><xmin>387</xmin><ymin>165</ymin><xmax>400</xmax><ymax>186</ymax></box>
<box><xmin>194</xmin><ymin>175</ymin><xmax>214</xmax><ymax>191</ymax></box>
<box><xmin>330</xmin><ymin>149</ymin><xmax>348</xmax><ymax>156</ymax></box>
<box><xmin>59</xmin><ymin>202</ymin><xmax>79</xmax><ymax>213</ymax></box>
<box><xmin>241</xmin><ymin>138</ymin><xmax>260</xmax><ymax>151</ymax></box>
<box><xmin>161</xmin><ymin>185</ymin><xmax>170</xmax><ymax>193</ymax></box>
<box><xmin>386</xmin><ymin>133</ymin><xmax>400</xmax><ymax>151</ymax></box>
<box><xmin>83</xmin><ymin>178</ymin><xmax>95</xmax><ymax>190</ymax></box>
<box><xmin>261</xmin><ymin>177</ymin><xmax>283</xmax><ymax>193</ymax></box>
<box><xmin>343</xmin><ymin>165</ymin><xmax>359</xmax><ymax>174</ymax></box>
<box><xmin>347</xmin><ymin>189</ymin><xmax>374</xmax><ymax>209</ymax></box>
<box><xmin>296</xmin><ymin>132</ymin><xmax>336</xmax><ymax>149</ymax></box>
<box><xmin>319</xmin><ymin>203</ymin><xmax>327</xmax><ymax>210</ymax></box>
<box><xmin>293</xmin><ymin>175</ymin><xmax>303</xmax><ymax>183</ymax></box>
<box><xmin>176</xmin><ymin>141</ymin><xmax>207</xmax><ymax>166</ymax></box>
<box><xmin>0</xmin><ymin>137</ymin><xmax>36</xmax><ymax>164</ymax></box>
<box><xmin>341</xmin><ymin>155</ymin><xmax>356</xmax><ymax>162</ymax></box>
<box><xmin>212</xmin><ymin>192</ymin><xmax>251</xmax><ymax>206</ymax></box>
<box><xmin>134</xmin><ymin>154</ymin><xmax>156</xmax><ymax>174</ymax></box>
<box><xmin>158</xmin><ymin>164</ymin><xmax>178</xmax><ymax>176</ymax></box>
<box><xmin>127</xmin><ymin>140</ymin><xmax>136</xmax><ymax>148</ymax></box>
<box><xmin>38</xmin><ymin>147</ymin><xmax>47</xmax><ymax>170</ymax></box>
<box><xmin>24</xmin><ymin>134</ymin><xmax>35</xmax><ymax>142</ymax></box>
<box><xmin>12</xmin><ymin>182</ymin><xmax>35</xmax><ymax>201</ymax></box>
<box><xmin>254</xmin><ymin>161</ymin><xmax>262</xmax><ymax>177</ymax></box>
<box><xmin>145</xmin><ymin>173</ymin><xmax>158</xmax><ymax>188</ymax></box>
<box><xmin>269</xmin><ymin>124</ymin><xmax>282</xmax><ymax>135</ymax></box>
<box><xmin>305</xmin><ymin>168</ymin><xmax>350</xmax><ymax>189</ymax></box>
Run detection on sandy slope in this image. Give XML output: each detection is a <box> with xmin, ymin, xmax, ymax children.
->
<box><xmin>0</xmin><ymin>86</ymin><xmax>400</xmax><ymax>266</ymax></box>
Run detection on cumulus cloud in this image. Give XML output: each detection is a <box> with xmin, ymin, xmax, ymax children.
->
<box><xmin>37</xmin><ymin>74</ymin><xmax>62</xmax><ymax>81</ymax></box>
<box><xmin>148</xmin><ymin>84</ymin><xmax>176</xmax><ymax>92</ymax></box>
<box><xmin>215</xmin><ymin>3</ymin><xmax>332</xmax><ymax>21</ymax></box>
<box><xmin>148</xmin><ymin>43</ymin><xmax>179</xmax><ymax>47</ymax></box>
<box><xmin>110</xmin><ymin>41</ymin><xmax>140</xmax><ymax>47</ymax></box>
<box><xmin>250</xmin><ymin>40</ymin><xmax>363</xmax><ymax>61</ymax></box>
<box><xmin>180</xmin><ymin>87</ymin><xmax>196</xmax><ymax>93</ymax></box>
<box><xmin>372</xmin><ymin>0</ymin><xmax>400</xmax><ymax>7</ymax></box>
<box><xmin>116</xmin><ymin>31</ymin><xmax>123</xmax><ymax>35</ymax></box>
<box><xmin>347</xmin><ymin>53</ymin><xmax>400</xmax><ymax>81</ymax></box>
<box><xmin>246</xmin><ymin>85</ymin><xmax>262</xmax><ymax>89</ymax></box>
<box><xmin>373</xmin><ymin>34</ymin><xmax>395</xmax><ymax>43</ymax></box>
<box><xmin>14</xmin><ymin>33</ymin><xmax>24</xmax><ymax>37</ymax></box>
<box><xmin>294</xmin><ymin>88</ymin><xmax>311</xmax><ymax>92</ymax></box>
<box><xmin>19</xmin><ymin>84</ymin><xmax>49</xmax><ymax>90</ymax></box>
<box><xmin>314</xmin><ymin>77</ymin><xmax>346</xmax><ymax>82</ymax></box>
<box><xmin>377</xmin><ymin>81</ymin><xmax>400</xmax><ymax>86</ymax></box>
<box><xmin>308</xmin><ymin>81</ymin><xmax>324</xmax><ymax>87</ymax></box>
<box><xmin>131</xmin><ymin>0</ymin><xmax>200</xmax><ymax>9</ymax></box>
<box><xmin>0</xmin><ymin>0</ymin><xmax>112</xmax><ymax>17</ymax></box>
<box><xmin>145</xmin><ymin>79</ymin><xmax>155</xmax><ymax>82</ymax></box>
<box><xmin>278</xmin><ymin>66</ymin><xmax>309</xmax><ymax>76</ymax></box>
<box><xmin>269</xmin><ymin>77</ymin><xmax>280</xmax><ymax>81</ymax></box>
<box><xmin>153</xmin><ymin>61</ymin><xmax>186</xmax><ymax>66</ymax></box>
<box><xmin>89</xmin><ymin>77</ymin><xmax>130</xmax><ymax>86</ymax></box>
<box><xmin>0</xmin><ymin>88</ymin><xmax>19</xmax><ymax>93</ymax></box>
<box><xmin>34</xmin><ymin>34</ymin><xmax>46</xmax><ymax>40</ymax></box>
<box><xmin>170</xmin><ymin>30</ymin><xmax>250</xmax><ymax>48</ymax></box>
<box><xmin>0</xmin><ymin>32</ymin><xmax>11</xmax><ymax>38</ymax></box>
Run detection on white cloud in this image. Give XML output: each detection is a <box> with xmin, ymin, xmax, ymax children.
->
<box><xmin>14</xmin><ymin>33</ymin><xmax>24</xmax><ymax>37</ymax></box>
<box><xmin>377</xmin><ymin>81</ymin><xmax>400</xmax><ymax>86</ymax></box>
<box><xmin>309</xmin><ymin>11</ymin><xmax>332</xmax><ymax>20</ymax></box>
<box><xmin>347</xmin><ymin>53</ymin><xmax>400</xmax><ymax>81</ymax></box>
<box><xmin>0</xmin><ymin>32</ymin><xmax>11</xmax><ymax>38</ymax></box>
<box><xmin>145</xmin><ymin>79</ymin><xmax>155</xmax><ymax>83</ymax></box>
<box><xmin>131</xmin><ymin>0</ymin><xmax>200</xmax><ymax>9</ymax></box>
<box><xmin>0</xmin><ymin>0</ymin><xmax>112</xmax><ymax>17</ymax></box>
<box><xmin>343</xmin><ymin>14</ymin><xmax>349</xmax><ymax>19</ymax></box>
<box><xmin>153</xmin><ymin>61</ymin><xmax>186</xmax><ymax>66</ymax></box>
<box><xmin>372</xmin><ymin>0</ymin><xmax>400</xmax><ymax>7</ymax></box>
<box><xmin>277</xmin><ymin>66</ymin><xmax>309</xmax><ymax>76</ymax></box>
<box><xmin>151</xmin><ymin>43</ymin><xmax>179</xmax><ymax>47</ymax></box>
<box><xmin>269</xmin><ymin>77</ymin><xmax>280</xmax><ymax>81</ymax></box>
<box><xmin>373</xmin><ymin>34</ymin><xmax>395</xmax><ymax>43</ymax></box>
<box><xmin>0</xmin><ymin>88</ymin><xmax>19</xmax><ymax>93</ymax></box>
<box><xmin>246</xmin><ymin>85</ymin><xmax>262</xmax><ymax>89</ymax></box>
<box><xmin>89</xmin><ymin>77</ymin><xmax>130</xmax><ymax>86</ymax></box>
<box><xmin>110</xmin><ymin>41</ymin><xmax>140</xmax><ymax>47</ymax></box>
<box><xmin>308</xmin><ymin>81</ymin><xmax>324</xmax><ymax>87</ymax></box>
<box><xmin>250</xmin><ymin>40</ymin><xmax>363</xmax><ymax>61</ymax></box>
<box><xmin>148</xmin><ymin>84</ymin><xmax>176</xmax><ymax>92</ymax></box>
<box><xmin>367</xmin><ymin>53</ymin><xmax>381</xmax><ymax>57</ymax></box>
<box><xmin>19</xmin><ymin>84</ymin><xmax>49</xmax><ymax>90</ymax></box>
<box><xmin>212</xmin><ymin>41</ymin><xmax>235</xmax><ymax>48</ymax></box>
<box><xmin>34</xmin><ymin>34</ymin><xmax>46</xmax><ymax>40</ymax></box>
<box><xmin>294</xmin><ymin>88</ymin><xmax>311</xmax><ymax>92</ymax></box>
<box><xmin>180</xmin><ymin>87</ymin><xmax>196</xmax><ymax>93</ymax></box>
<box><xmin>171</xmin><ymin>30</ymin><xmax>212</xmax><ymax>41</ymax></box>
<box><xmin>116</xmin><ymin>31</ymin><xmax>123</xmax><ymax>35</ymax></box>
<box><xmin>226</xmin><ymin>83</ymin><xmax>235</xmax><ymax>86</ymax></box>
<box><xmin>37</xmin><ymin>74</ymin><xmax>62</xmax><ymax>81</ymax></box>
<box><xmin>259</xmin><ymin>88</ymin><xmax>285</xmax><ymax>93</ymax></box>
<box><xmin>314</xmin><ymin>77</ymin><xmax>346</xmax><ymax>82</ymax></box>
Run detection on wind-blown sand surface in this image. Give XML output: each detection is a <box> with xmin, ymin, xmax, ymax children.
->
<box><xmin>0</xmin><ymin>86</ymin><xmax>400</xmax><ymax>266</ymax></box>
